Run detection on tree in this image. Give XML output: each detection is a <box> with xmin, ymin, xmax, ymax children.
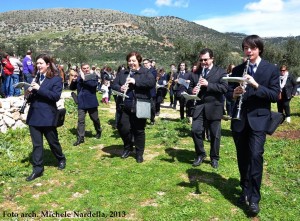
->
<box><xmin>174</xmin><ymin>38</ymin><xmax>204</xmax><ymax>66</ymax></box>
<box><xmin>284</xmin><ymin>38</ymin><xmax>300</xmax><ymax>68</ymax></box>
<box><xmin>263</xmin><ymin>43</ymin><xmax>284</xmax><ymax>65</ymax></box>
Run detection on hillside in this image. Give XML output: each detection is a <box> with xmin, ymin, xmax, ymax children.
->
<box><xmin>0</xmin><ymin>8</ymin><xmax>297</xmax><ymax>66</ymax></box>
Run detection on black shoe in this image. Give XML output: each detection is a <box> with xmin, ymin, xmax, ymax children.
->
<box><xmin>211</xmin><ymin>159</ymin><xmax>218</xmax><ymax>169</ymax></box>
<box><xmin>26</xmin><ymin>172</ymin><xmax>43</xmax><ymax>182</ymax></box>
<box><xmin>73</xmin><ymin>137</ymin><xmax>84</xmax><ymax>146</ymax></box>
<box><xmin>150</xmin><ymin>121</ymin><xmax>155</xmax><ymax>125</ymax></box>
<box><xmin>237</xmin><ymin>193</ymin><xmax>249</xmax><ymax>206</ymax></box>
<box><xmin>192</xmin><ymin>155</ymin><xmax>206</xmax><ymax>167</ymax></box>
<box><xmin>58</xmin><ymin>159</ymin><xmax>66</xmax><ymax>170</ymax></box>
<box><xmin>249</xmin><ymin>202</ymin><xmax>260</xmax><ymax>214</ymax></box>
<box><xmin>95</xmin><ymin>132</ymin><xmax>101</xmax><ymax>139</ymax></box>
<box><xmin>136</xmin><ymin>155</ymin><xmax>144</xmax><ymax>163</ymax></box>
<box><xmin>155</xmin><ymin>112</ymin><xmax>160</xmax><ymax>116</ymax></box>
<box><xmin>121</xmin><ymin>150</ymin><xmax>131</xmax><ymax>158</ymax></box>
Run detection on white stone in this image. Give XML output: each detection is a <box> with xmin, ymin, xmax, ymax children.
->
<box><xmin>1</xmin><ymin>100</ymin><xmax>10</xmax><ymax>109</ymax></box>
<box><xmin>0</xmin><ymin>124</ymin><xmax>7</xmax><ymax>133</ymax></box>
<box><xmin>12</xmin><ymin>120</ymin><xmax>27</xmax><ymax>130</ymax></box>
<box><xmin>12</xmin><ymin>111</ymin><xmax>21</xmax><ymax>120</ymax></box>
<box><xmin>3</xmin><ymin>115</ymin><xmax>15</xmax><ymax>127</ymax></box>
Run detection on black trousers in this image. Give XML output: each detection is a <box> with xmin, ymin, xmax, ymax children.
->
<box><xmin>175</xmin><ymin>95</ymin><xmax>186</xmax><ymax>119</ymax></box>
<box><xmin>150</xmin><ymin>97</ymin><xmax>156</xmax><ymax>122</ymax></box>
<box><xmin>29</xmin><ymin>126</ymin><xmax>66</xmax><ymax>174</ymax></box>
<box><xmin>232</xmin><ymin>120</ymin><xmax>266</xmax><ymax>204</ymax></box>
<box><xmin>277</xmin><ymin>99</ymin><xmax>291</xmax><ymax>117</ymax></box>
<box><xmin>117</xmin><ymin>109</ymin><xmax>147</xmax><ymax>156</ymax></box>
<box><xmin>191</xmin><ymin>105</ymin><xmax>221</xmax><ymax>160</ymax></box>
<box><xmin>77</xmin><ymin>107</ymin><xmax>101</xmax><ymax>138</ymax></box>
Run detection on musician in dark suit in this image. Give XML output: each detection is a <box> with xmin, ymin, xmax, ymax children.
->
<box><xmin>155</xmin><ymin>68</ymin><xmax>168</xmax><ymax>115</ymax></box>
<box><xmin>25</xmin><ymin>54</ymin><xmax>66</xmax><ymax>181</ymax></box>
<box><xmin>227</xmin><ymin>35</ymin><xmax>280</xmax><ymax>214</ymax></box>
<box><xmin>277</xmin><ymin>65</ymin><xmax>297</xmax><ymax>123</ymax></box>
<box><xmin>112</xmin><ymin>51</ymin><xmax>155</xmax><ymax>163</ymax></box>
<box><xmin>188</xmin><ymin>48</ymin><xmax>228</xmax><ymax>169</ymax></box>
<box><xmin>69</xmin><ymin>63</ymin><xmax>102</xmax><ymax>146</ymax></box>
<box><xmin>173</xmin><ymin>62</ymin><xmax>191</xmax><ymax>120</ymax></box>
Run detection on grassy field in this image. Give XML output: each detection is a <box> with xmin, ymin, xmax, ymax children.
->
<box><xmin>0</xmin><ymin>94</ymin><xmax>299</xmax><ymax>221</ymax></box>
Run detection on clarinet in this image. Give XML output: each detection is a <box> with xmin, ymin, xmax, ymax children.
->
<box><xmin>232</xmin><ymin>56</ymin><xmax>250</xmax><ymax>120</ymax></box>
<box><xmin>193</xmin><ymin>73</ymin><xmax>203</xmax><ymax>105</ymax></box>
<box><xmin>122</xmin><ymin>69</ymin><xmax>135</xmax><ymax>101</ymax></box>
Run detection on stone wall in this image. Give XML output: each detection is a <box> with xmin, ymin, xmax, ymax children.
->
<box><xmin>0</xmin><ymin>92</ymin><xmax>72</xmax><ymax>133</ymax></box>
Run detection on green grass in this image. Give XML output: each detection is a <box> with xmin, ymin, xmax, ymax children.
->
<box><xmin>0</xmin><ymin>95</ymin><xmax>299</xmax><ymax>220</ymax></box>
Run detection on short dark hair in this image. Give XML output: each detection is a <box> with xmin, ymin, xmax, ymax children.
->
<box><xmin>242</xmin><ymin>35</ymin><xmax>264</xmax><ymax>55</ymax></box>
<box><xmin>126</xmin><ymin>51</ymin><xmax>142</xmax><ymax>64</ymax></box>
<box><xmin>199</xmin><ymin>48</ymin><xmax>214</xmax><ymax>58</ymax></box>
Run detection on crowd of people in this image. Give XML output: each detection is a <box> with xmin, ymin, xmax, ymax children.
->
<box><xmin>1</xmin><ymin>34</ymin><xmax>299</xmax><ymax>216</ymax></box>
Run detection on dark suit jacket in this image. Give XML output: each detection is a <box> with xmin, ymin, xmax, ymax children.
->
<box><xmin>112</xmin><ymin>67</ymin><xmax>156</xmax><ymax>105</ymax></box>
<box><xmin>228</xmin><ymin>59</ymin><xmax>280</xmax><ymax>132</ymax></box>
<box><xmin>26</xmin><ymin>75</ymin><xmax>63</xmax><ymax>126</ymax></box>
<box><xmin>188</xmin><ymin>66</ymin><xmax>228</xmax><ymax>120</ymax></box>
<box><xmin>69</xmin><ymin>74</ymin><xmax>99</xmax><ymax>110</ymax></box>
<box><xmin>173</xmin><ymin>71</ymin><xmax>192</xmax><ymax>97</ymax></box>
<box><xmin>281</xmin><ymin>73</ymin><xmax>297</xmax><ymax>100</ymax></box>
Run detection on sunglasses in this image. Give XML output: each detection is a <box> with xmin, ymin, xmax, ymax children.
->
<box><xmin>199</xmin><ymin>58</ymin><xmax>210</xmax><ymax>62</ymax></box>
<box><xmin>280</xmin><ymin>70</ymin><xmax>286</xmax><ymax>71</ymax></box>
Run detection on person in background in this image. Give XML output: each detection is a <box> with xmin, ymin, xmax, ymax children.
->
<box><xmin>1</xmin><ymin>52</ymin><xmax>14</xmax><ymax>97</ymax></box>
<box><xmin>101</xmin><ymin>79</ymin><xmax>109</xmax><ymax>104</ymax></box>
<box><xmin>224</xmin><ymin>64</ymin><xmax>235</xmax><ymax>118</ymax></box>
<box><xmin>143</xmin><ymin>58</ymin><xmax>157</xmax><ymax>125</ymax></box>
<box><xmin>22</xmin><ymin>50</ymin><xmax>34</xmax><ymax>90</ymax></box>
<box><xmin>277</xmin><ymin>65</ymin><xmax>297</xmax><ymax>123</ymax></box>
<box><xmin>102</xmin><ymin>66</ymin><xmax>114</xmax><ymax>102</ymax></box>
<box><xmin>0</xmin><ymin>52</ymin><xmax>4</xmax><ymax>98</ymax></box>
<box><xmin>168</xmin><ymin>63</ymin><xmax>177</xmax><ymax>107</ymax></box>
<box><xmin>25</xmin><ymin>53</ymin><xmax>66</xmax><ymax>181</ymax></box>
<box><xmin>113</xmin><ymin>64</ymin><xmax>126</xmax><ymax>128</ymax></box>
<box><xmin>227</xmin><ymin>35</ymin><xmax>280</xmax><ymax>215</ymax></box>
<box><xmin>9</xmin><ymin>53</ymin><xmax>23</xmax><ymax>96</ymax></box>
<box><xmin>155</xmin><ymin>68</ymin><xmax>168</xmax><ymax>115</ymax></box>
<box><xmin>112</xmin><ymin>51</ymin><xmax>155</xmax><ymax>163</ymax></box>
<box><xmin>70</xmin><ymin>63</ymin><xmax>102</xmax><ymax>146</ymax></box>
<box><xmin>173</xmin><ymin>62</ymin><xmax>191</xmax><ymax>120</ymax></box>
<box><xmin>68</xmin><ymin>66</ymin><xmax>78</xmax><ymax>87</ymax></box>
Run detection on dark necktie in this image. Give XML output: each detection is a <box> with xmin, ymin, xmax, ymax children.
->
<box><xmin>40</xmin><ymin>74</ymin><xmax>45</xmax><ymax>82</ymax></box>
<box><xmin>248</xmin><ymin>64</ymin><xmax>256</xmax><ymax>76</ymax></box>
<box><xmin>203</xmin><ymin>68</ymin><xmax>208</xmax><ymax>78</ymax></box>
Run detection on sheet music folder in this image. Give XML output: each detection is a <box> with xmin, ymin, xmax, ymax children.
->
<box><xmin>181</xmin><ymin>92</ymin><xmax>201</xmax><ymax>101</ymax></box>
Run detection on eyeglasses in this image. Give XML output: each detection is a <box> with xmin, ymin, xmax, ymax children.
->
<box><xmin>280</xmin><ymin>70</ymin><xmax>286</xmax><ymax>71</ymax></box>
<box><xmin>199</xmin><ymin>58</ymin><xmax>210</xmax><ymax>62</ymax></box>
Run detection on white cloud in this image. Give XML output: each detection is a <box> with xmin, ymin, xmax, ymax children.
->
<box><xmin>245</xmin><ymin>0</ymin><xmax>283</xmax><ymax>12</ymax></box>
<box><xmin>140</xmin><ymin>8</ymin><xmax>159</xmax><ymax>16</ymax></box>
<box><xmin>194</xmin><ymin>0</ymin><xmax>300</xmax><ymax>37</ymax></box>
<box><xmin>155</xmin><ymin>0</ymin><xmax>189</xmax><ymax>8</ymax></box>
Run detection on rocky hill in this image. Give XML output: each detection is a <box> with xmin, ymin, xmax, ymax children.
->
<box><xmin>0</xmin><ymin>8</ymin><xmax>297</xmax><ymax>66</ymax></box>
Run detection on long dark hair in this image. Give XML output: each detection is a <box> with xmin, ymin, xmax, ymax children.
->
<box><xmin>34</xmin><ymin>54</ymin><xmax>57</xmax><ymax>78</ymax></box>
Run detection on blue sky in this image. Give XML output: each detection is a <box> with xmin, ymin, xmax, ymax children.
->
<box><xmin>1</xmin><ymin>0</ymin><xmax>299</xmax><ymax>37</ymax></box>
